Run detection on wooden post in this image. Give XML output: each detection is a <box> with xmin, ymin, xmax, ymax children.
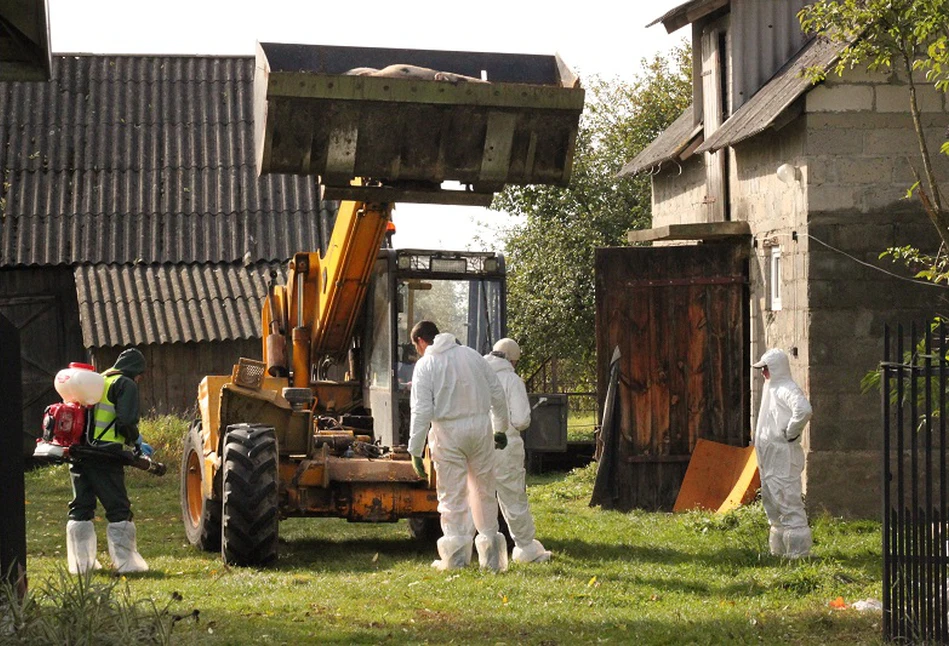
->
<box><xmin>0</xmin><ymin>313</ymin><xmax>26</xmax><ymax>596</ymax></box>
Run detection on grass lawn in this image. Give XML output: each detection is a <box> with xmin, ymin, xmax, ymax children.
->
<box><xmin>13</xmin><ymin>417</ymin><xmax>884</xmax><ymax>645</ymax></box>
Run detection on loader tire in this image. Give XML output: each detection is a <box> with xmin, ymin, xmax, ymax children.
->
<box><xmin>181</xmin><ymin>420</ymin><xmax>222</xmax><ymax>551</ymax></box>
<box><xmin>221</xmin><ymin>424</ymin><xmax>279</xmax><ymax>566</ymax></box>
<box><xmin>408</xmin><ymin>517</ymin><xmax>441</xmax><ymax>544</ymax></box>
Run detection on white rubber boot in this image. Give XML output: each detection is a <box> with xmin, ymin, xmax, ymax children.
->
<box><xmin>475</xmin><ymin>532</ymin><xmax>508</xmax><ymax>572</ymax></box>
<box><xmin>432</xmin><ymin>536</ymin><xmax>473</xmax><ymax>571</ymax></box>
<box><xmin>66</xmin><ymin>520</ymin><xmax>102</xmax><ymax>574</ymax></box>
<box><xmin>783</xmin><ymin>527</ymin><xmax>813</xmax><ymax>559</ymax></box>
<box><xmin>768</xmin><ymin>526</ymin><xmax>786</xmax><ymax>557</ymax></box>
<box><xmin>512</xmin><ymin>539</ymin><xmax>552</xmax><ymax>564</ymax></box>
<box><xmin>106</xmin><ymin>521</ymin><xmax>149</xmax><ymax>573</ymax></box>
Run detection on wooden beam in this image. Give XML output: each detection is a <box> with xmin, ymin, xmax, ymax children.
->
<box><xmin>627</xmin><ymin>221</ymin><xmax>751</xmax><ymax>244</ymax></box>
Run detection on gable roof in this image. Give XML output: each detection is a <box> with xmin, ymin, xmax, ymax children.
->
<box><xmin>647</xmin><ymin>0</ymin><xmax>729</xmax><ymax>32</ymax></box>
<box><xmin>620</xmin><ymin>35</ymin><xmax>844</xmax><ymax>177</ymax></box>
<box><xmin>0</xmin><ymin>54</ymin><xmax>324</xmax><ymax>268</ymax></box>
<box><xmin>696</xmin><ymin>35</ymin><xmax>841</xmax><ymax>154</ymax></box>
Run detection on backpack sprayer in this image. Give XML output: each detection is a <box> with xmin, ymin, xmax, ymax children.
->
<box><xmin>33</xmin><ymin>362</ymin><xmax>166</xmax><ymax>476</ymax></box>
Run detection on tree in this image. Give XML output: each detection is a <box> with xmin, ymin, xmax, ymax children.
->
<box><xmin>491</xmin><ymin>44</ymin><xmax>692</xmax><ymax>384</ymax></box>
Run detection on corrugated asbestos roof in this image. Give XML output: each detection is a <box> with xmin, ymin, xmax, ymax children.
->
<box><xmin>618</xmin><ymin>105</ymin><xmax>698</xmax><ymax>177</ymax></box>
<box><xmin>74</xmin><ymin>261</ymin><xmax>288</xmax><ymax>347</ymax></box>
<box><xmin>697</xmin><ymin>35</ymin><xmax>842</xmax><ymax>153</ymax></box>
<box><xmin>0</xmin><ymin>55</ymin><xmax>324</xmax><ymax>267</ymax></box>
<box><xmin>620</xmin><ymin>36</ymin><xmax>843</xmax><ymax>176</ymax></box>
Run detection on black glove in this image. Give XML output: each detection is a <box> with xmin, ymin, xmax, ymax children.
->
<box><xmin>494</xmin><ymin>432</ymin><xmax>508</xmax><ymax>450</ymax></box>
<box><xmin>411</xmin><ymin>455</ymin><xmax>426</xmax><ymax>479</ymax></box>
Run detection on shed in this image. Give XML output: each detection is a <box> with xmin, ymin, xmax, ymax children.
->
<box><xmin>0</xmin><ymin>54</ymin><xmax>331</xmax><ymax>449</ymax></box>
<box><xmin>611</xmin><ymin>0</ymin><xmax>945</xmax><ymax>517</ymax></box>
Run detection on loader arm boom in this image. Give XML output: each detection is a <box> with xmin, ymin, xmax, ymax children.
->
<box><xmin>264</xmin><ymin>197</ymin><xmax>391</xmax><ymax>386</ymax></box>
<box><xmin>312</xmin><ymin>198</ymin><xmax>392</xmax><ymax>357</ymax></box>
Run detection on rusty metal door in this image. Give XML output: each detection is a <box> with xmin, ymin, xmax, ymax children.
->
<box><xmin>594</xmin><ymin>243</ymin><xmax>749</xmax><ymax>511</ymax></box>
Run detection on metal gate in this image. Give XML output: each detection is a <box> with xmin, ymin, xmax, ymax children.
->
<box><xmin>883</xmin><ymin>322</ymin><xmax>949</xmax><ymax>642</ymax></box>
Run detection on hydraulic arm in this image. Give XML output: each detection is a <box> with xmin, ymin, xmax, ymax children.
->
<box><xmin>262</xmin><ymin>197</ymin><xmax>392</xmax><ymax>386</ymax></box>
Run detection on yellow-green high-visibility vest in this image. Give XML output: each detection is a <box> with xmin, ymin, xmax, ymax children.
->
<box><xmin>90</xmin><ymin>372</ymin><xmax>124</xmax><ymax>445</ymax></box>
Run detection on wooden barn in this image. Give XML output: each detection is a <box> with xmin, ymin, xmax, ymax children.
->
<box><xmin>0</xmin><ymin>54</ymin><xmax>332</xmax><ymax>449</ymax></box>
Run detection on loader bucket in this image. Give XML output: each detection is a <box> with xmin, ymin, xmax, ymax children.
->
<box><xmin>253</xmin><ymin>42</ymin><xmax>585</xmax><ymax>206</ymax></box>
<box><xmin>673</xmin><ymin>439</ymin><xmax>760</xmax><ymax>514</ymax></box>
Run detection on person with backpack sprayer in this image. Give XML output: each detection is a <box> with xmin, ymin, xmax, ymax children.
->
<box><xmin>66</xmin><ymin>348</ymin><xmax>152</xmax><ymax>574</ymax></box>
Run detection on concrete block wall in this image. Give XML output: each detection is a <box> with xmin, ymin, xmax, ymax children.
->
<box><xmin>802</xmin><ymin>66</ymin><xmax>947</xmax><ymax>518</ymax></box>
<box><xmin>730</xmin><ymin>120</ymin><xmax>813</xmax><ymax>467</ymax></box>
<box><xmin>650</xmin><ymin>155</ymin><xmax>710</xmax><ymax>228</ymax></box>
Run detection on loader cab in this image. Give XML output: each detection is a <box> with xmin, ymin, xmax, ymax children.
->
<box><xmin>363</xmin><ymin>248</ymin><xmax>506</xmax><ymax>449</ymax></box>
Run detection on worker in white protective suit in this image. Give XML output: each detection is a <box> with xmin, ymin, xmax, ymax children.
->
<box><xmin>484</xmin><ymin>338</ymin><xmax>552</xmax><ymax>563</ymax></box>
<box><xmin>752</xmin><ymin>348</ymin><xmax>813</xmax><ymax>559</ymax></box>
<box><xmin>408</xmin><ymin>320</ymin><xmax>511</xmax><ymax>572</ymax></box>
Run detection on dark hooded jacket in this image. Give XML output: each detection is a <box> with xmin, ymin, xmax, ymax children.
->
<box><xmin>103</xmin><ymin>348</ymin><xmax>145</xmax><ymax>445</ymax></box>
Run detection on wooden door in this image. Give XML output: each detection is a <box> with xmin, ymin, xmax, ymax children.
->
<box><xmin>0</xmin><ymin>295</ymin><xmax>65</xmax><ymax>453</ymax></box>
<box><xmin>594</xmin><ymin>243</ymin><xmax>749</xmax><ymax>511</ymax></box>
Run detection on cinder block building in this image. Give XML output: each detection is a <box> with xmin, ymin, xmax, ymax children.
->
<box><xmin>615</xmin><ymin>0</ymin><xmax>945</xmax><ymax>518</ymax></box>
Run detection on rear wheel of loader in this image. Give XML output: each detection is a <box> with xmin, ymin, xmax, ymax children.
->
<box><xmin>181</xmin><ymin>420</ymin><xmax>221</xmax><ymax>551</ymax></box>
<box><xmin>408</xmin><ymin>517</ymin><xmax>441</xmax><ymax>544</ymax></box>
<box><xmin>221</xmin><ymin>424</ymin><xmax>279</xmax><ymax>566</ymax></box>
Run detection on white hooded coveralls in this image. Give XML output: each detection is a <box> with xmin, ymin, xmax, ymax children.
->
<box><xmin>753</xmin><ymin>348</ymin><xmax>813</xmax><ymax>558</ymax></box>
<box><xmin>409</xmin><ymin>333</ymin><xmax>510</xmax><ymax>570</ymax></box>
<box><xmin>484</xmin><ymin>352</ymin><xmax>551</xmax><ymax>563</ymax></box>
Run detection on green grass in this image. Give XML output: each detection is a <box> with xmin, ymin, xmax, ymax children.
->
<box><xmin>566</xmin><ymin>411</ymin><xmax>597</xmax><ymax>443</ymax></box>
<box><xmin>14</xmin><ymin>417</ymin><xmax>885</xmax><ymax>645</ymax></box>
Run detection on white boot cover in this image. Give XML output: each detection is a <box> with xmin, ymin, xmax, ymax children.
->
<box><xmin>432</xmin><ymin>536</ymin><xmax>472</xmax><ymax>571</ymax></box>
<box><xmin>768</xmin><ymin>526</ymin><xmax>786</xmax><ymax>557</ymax></box>
<box><xmin>475</xmin><ymin>532</ymin><xmax>508</xmax><ymax>572</ymax></box>
<box><xmin>106</xmin><ymin>521</ymin><xmax>149</xmax><ymax>573</ymax></box>
<box><xmin>66</xmin><ymin>520</ymin><xmax>102</xmax><ymax>574</ymax></box>
<box><xmin>512</xmin><ymin>539</ymin><xmax>552</xmax><ymax>564</ymax></box>
<box><xmin>783</xmin><ymin>526</ymin><xmax>813</xmax><ymax>559</ymax></box>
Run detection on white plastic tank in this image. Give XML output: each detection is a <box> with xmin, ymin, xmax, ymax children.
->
<box><xmin>54</xmin><ymin>362</ymin><xmax>105</xmax><ymax>405</ymax></box>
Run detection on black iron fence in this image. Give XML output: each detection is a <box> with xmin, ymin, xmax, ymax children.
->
<box><xmin>883</xmin><ymin>322</ymin><xmax>949</xmax><ymax>642</ymax></box>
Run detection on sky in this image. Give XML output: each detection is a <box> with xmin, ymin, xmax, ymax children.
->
<box><xmin>46</xmin><ymin>0</ymin><xmax>688</xmax><ymax>251</ymax></box>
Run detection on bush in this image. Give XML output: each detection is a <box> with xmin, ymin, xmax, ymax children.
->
<box><xmin>0</xmin><ymin>569</ymin><xmax>183</xmax><ymax>645</ymax></box>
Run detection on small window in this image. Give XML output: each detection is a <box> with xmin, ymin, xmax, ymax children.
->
<box><xmin>769</xmin><ymin>247</ymin><xmax>783</xmax><ymax>311</ymax></box>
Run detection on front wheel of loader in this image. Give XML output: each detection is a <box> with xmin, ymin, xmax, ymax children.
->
<box><xmin>181</xmin><ymin>420</ymin><xmax>222</xmax><ymax>551</ymax></box>
<box><xmin>221</xmin><ymin>424</ymin><xmax>279</xmax><ymax>566</ymax></box>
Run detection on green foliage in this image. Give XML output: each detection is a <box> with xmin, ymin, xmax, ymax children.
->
<box><xmin>799</xmin><ymin>0</ymin><xmax>949</xmax><ymax>83</ymax></box>
<box><xmin>493</xmin><ymin>44</ymin><xmax>693</xmax><ymax>381</ymax></box>
<box><xmin>0</xmin><ymin>569</ymin><xmax>182</xmax><ymax>645</ymax></box>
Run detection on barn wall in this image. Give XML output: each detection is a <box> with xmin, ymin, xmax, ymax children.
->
<box><xmin>92</xmin><ymin>340</ymin><xmax>262</xmax><ymax>417</ymax></box>
<box><xmin>0</xmin><ymin>267</ymin><xmax>87</xmax><ymax>448</ymax></box>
